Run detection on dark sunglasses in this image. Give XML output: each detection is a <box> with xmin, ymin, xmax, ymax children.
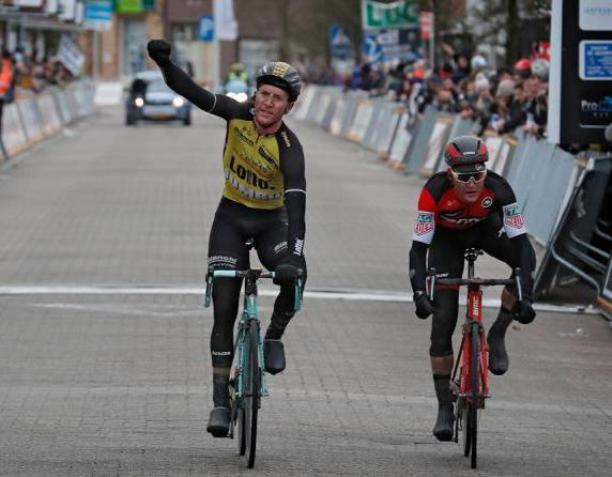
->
<box><xmin>450</xmin><ymin>169</ymin><xmax>487</xmax><ymax>183</ymax></box>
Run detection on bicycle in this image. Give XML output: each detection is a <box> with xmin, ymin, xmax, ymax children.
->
<box><xmin>204</xmin><ymin>242</ymin><xmax>303</xmax><ymax>469</ymax></box>
<box><xmin>428</xmin><ymin>248</ymin><xmax>521</xmax><ymax>469</ymax></box>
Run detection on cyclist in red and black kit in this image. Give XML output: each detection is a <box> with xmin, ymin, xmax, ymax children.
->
<box><xmin>408</xmin><ymin>135</ymin><xmax>536</xmax><ymax>441</ymax></box>
<box><xmin>147</xmin><ymin>40</ymin><xmax>306</xmax><ymax>438</ymax></box>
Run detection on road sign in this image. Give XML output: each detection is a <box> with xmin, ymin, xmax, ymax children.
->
<box><xmin>199</xmin><ymin>15</ymin><xmax>215</xmax><ymax>42</ymax></box>
<box><xmin>329</xmin><ymin>24</ymin><xmax>354</xmax><ymax>59</ymax></box>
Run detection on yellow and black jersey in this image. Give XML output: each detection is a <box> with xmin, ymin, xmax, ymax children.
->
<box><xmin>208</xmin><ymin>95</ymin><xmax>305</xmax><ymax>211</ymax></box>
<box><xmin>157</xmin><ymin>61</ymin><xmax>306</xmax><ymax>257</ymax></box>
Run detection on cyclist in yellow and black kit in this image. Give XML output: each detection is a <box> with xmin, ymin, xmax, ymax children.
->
<box><xmin>148</xmin><ymin>40</ymin><xmax>307</xmax><ymax>438</ymax></box>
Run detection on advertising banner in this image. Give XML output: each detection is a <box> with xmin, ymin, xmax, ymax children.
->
<box><xmin>362</xmin><ymin>28</ymin><xmax>420</xmax><ymax>63</ymax></box>
<box><xmin>57</xmin><ymin>34</ymin><xmax>84</xmax><ymax>76</ymax></box>
<box><xmin>548</xmin><ymin>0</ymin><xmax>612</xmax><ymax>146</ymax></box>
<box><xmin>362</xmin><ymin>0</ymin><xmax>418</xmax><ymax>30</ymax></box>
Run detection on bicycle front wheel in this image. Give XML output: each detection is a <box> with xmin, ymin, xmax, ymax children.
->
<box><xmin>469</xmin><ymin>324</ymin><xmax>480</xmax><ymax>469</ymax></box>
<box><xmin>244</xmin><ymin>320</ymin><xmax>260</xmax><ymax>468</ymax></box>
<box><xmin>460</xmin><ymin>400</ymin><xmax>470</xmax><ymax>456</ymax></box>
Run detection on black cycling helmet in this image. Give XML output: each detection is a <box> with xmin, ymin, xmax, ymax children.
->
<box><xmin>443</xmin><ymin>136</ymin><xmax>489</xmax><ymax>172</ymax></box>
<box><xmin>256</xmin><ymin>61</ymin><xmax>302</xmax><ymax>101</ymax></box>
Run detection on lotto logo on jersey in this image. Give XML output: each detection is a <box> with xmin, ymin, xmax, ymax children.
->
<box><xmin>503</xmin><ymin>204</ymin><xmax>524</xmax><ymax>229</ymax></box>
<box><xmin>415</xmin><ymin>212</ymin><xmax>434</xmax><ymax>235</ymax></box>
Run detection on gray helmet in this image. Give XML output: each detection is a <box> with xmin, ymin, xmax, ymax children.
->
<box><xmin>256</xmin><ymin>61</ymin><xmax>302</xmax><ymax>101</ymax></box>
<box><xmin>444</xmin><ymin>136</ymin><xmax>489</xmax><ymax>171</ymax></box>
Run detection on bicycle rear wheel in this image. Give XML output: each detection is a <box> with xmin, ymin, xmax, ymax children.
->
<box><xmin>244</xmin><ymin>320</ymin><xmax>260</xmax><ymax>468</ymax></box>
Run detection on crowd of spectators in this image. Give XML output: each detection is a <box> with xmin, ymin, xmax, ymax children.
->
<box><xmin>1</xmin><ymin>46</ymin><xmax>77</xmax><ymax>104</ymax></box>
<box><xmin>307</xmin><ymin>43</ymin><xmax>551</xmax><ymax>140</ymax></box>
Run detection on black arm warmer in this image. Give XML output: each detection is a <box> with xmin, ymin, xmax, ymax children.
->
<box><xmin>409</xmin><ymin>241</ymin><xmax>429</xmax><ymax>293</ymax></box>
<box><xmin>285</xmin><ymin>191</ymin><xmax>306</xmax><ymax>256</ymax></box>
<box><xmin>158</xmin><ymin>61</ymin><xmax>217</xmax><ymax>112</ymax></box>
<box><xmin>509</xmin><ymin>233</ymin><xmax>536</xmax><ymax>301</ymax></box>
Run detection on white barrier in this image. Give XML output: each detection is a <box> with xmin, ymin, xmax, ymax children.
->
<box><xmin>1</xmin><ymin>80</ymin><xmax>96</xmax><ymax>163</ymax></box>
<box><xmin>17</xmin><ymin>98</ymin><xmax>45</xmax><ymax>144</ymax></box>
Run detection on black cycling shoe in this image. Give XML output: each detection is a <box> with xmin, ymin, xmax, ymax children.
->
<box><xmin>487</xmin><ymin>311</ymin><xmax>513</xmax><ymax>376</ymax></box>
<box><xmin>207</xmin><ymin>407</ymin><xmax>231</xmax><ymax>437</ymax></box>
<box><xmin>433</xmin><ymin>403</ymin><xmax>455</xmax><ymax>441</ymax></box>
<box><xmin>263</xmin><ymin>339</ymin><xmax>286</xmax><ymax>375</ymax></box>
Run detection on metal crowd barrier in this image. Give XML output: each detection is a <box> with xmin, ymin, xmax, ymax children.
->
<box><xmin>292</xmin><ymin>84</ymin><xmax>584</xmax><ymax>248</ymax></box>
<box><xmin>0</xmin><ymin>79</ymin><xmax>97</xmax><ymax>162</ymax></box>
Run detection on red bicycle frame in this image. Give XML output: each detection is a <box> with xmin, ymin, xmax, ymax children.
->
<box><xmin>459</xmin><ymin>286</ymin><xmax>489</xmax><ymax>406</ymax></box>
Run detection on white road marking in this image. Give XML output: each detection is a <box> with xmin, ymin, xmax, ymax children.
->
<box><xmin>0</xmin><ymin>285</ymin><xmax>599</xmax><ymax>314</ymax></box>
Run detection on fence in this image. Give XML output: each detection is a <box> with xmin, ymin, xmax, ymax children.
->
<box><xmin>0</xmin><ymin>80</ymin><xmax>96</xmax><ymax>162</ymax></box>
<box><xmin>293</xmin><ymin>85</ymin><xmax>612</xmax><ymax>311</ymax></box>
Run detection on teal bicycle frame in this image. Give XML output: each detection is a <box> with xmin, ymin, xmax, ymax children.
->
<box><xmin>204</xmin><ymin>267</ymin><xmax>303</xmax><ymax>465</ymax></box>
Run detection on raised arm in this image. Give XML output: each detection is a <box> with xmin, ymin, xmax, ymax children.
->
<box><xmin>147</xmin><ymin>40</ymin><xmax>217</xmax><ymax>113</ymax></box>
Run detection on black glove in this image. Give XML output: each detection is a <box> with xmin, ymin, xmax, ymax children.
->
<box><xmin>147</xmin><ymin>39</ymin><xmax>171</xmax><ymax>66</ymax></box>
<box><xmin>514</xmin><ymin>299</ymin><xmax>535</xmax><ymax>324</ymax></box>
<box><xmin>273</xmin><ymin>263</ymin><xmax>301</xmax><ymax>286</ymax></box>
<box><xmin>414</xmin><ymin>291</ymin><xmax>434</xmax><ymax>319</ymax></box>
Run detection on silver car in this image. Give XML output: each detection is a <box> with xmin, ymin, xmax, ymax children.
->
<box><xmin>125</xmin><ymin>71</ymin><xmax>192</xmax><ymax>126</ymax></box>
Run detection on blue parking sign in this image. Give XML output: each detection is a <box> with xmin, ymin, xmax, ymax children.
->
<box><xmin>199</xmin><ymin>15</ymin><xmax>215</xmax><ymax>42</ymax></box>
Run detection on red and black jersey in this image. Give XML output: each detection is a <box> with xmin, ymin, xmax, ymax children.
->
<box><xmin>412</xmin><ymin>171</ymin><xmax>527</xmax><ymax>244</ymax></box>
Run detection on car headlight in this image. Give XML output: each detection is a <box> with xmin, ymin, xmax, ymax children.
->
<box><xmin>134</xmin><ymin>97</ymin><xmax>144</xmax><ymax>107</ymax></box>
<box><xmin>173</xmin><ymin>97</ymin><xmax>185</xmax><ymax>107</ymax></box>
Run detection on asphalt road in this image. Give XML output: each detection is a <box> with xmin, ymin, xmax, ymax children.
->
<box><xmin>0</xmin><ymin>107</ymin><xmax>610</xmax><ymax>476</ymax></box>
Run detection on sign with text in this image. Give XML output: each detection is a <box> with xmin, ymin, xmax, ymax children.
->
<box><xmin>57</xmin><ymin>33</ymin><xmax>84</xmax><ymax>76</ymax></box>
<box><xmin>579</xmin><ymin>40</ymin><xmax>612</xmax><ymax>80</ymax></box>
<box><xmin>548</xmin><ymin>0</ymin><xmax>612</xmax><ymax>146</ymax></box>
<box><xmin>362</xmin><ymin>28</ymin><xmax>420</xmax><ymax>62</ymax></box>
<box><xmin>579</xmin><ymin>0</ymin><xmax>612</xmax><ymax>30</ymax></box>
<box><xmin>84</xmin><ymin>0</ymin><xmax>113</xmax><ymax>31</ymax></box>
<box><xmin>362</xmin><ymin>0</ymin><xmax>418</xmax><ymax>30</ymax></box>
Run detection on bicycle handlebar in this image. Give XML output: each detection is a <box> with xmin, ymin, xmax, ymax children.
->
<box><xmin>434</xmin><ymin>278</ymin><xmax>516</xmax><ymax>286</ymax></box>
<box><xmin>204</xmin><ymin>268</ymin><xmax>304</xmax><ymax>311</ymax></box>
<box><xmin>211</xmin><ymin>269</ymin><xmax>276</xmax><ymax>279</ymax></box>
<box><xmin>427</xmin><ymin>267</ymin><xmax>523</xmax><ymax>302</ymax></box>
